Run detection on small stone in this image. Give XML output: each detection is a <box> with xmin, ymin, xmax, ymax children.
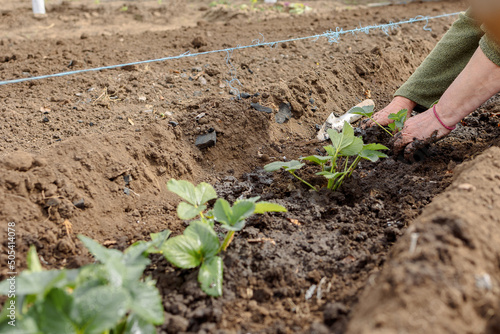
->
<box><xmin>73</xmin><ymin>198</ymin><xmax>85</xmax><ymax>209</ymax></box>
<box><xmin>192</xmin><ymin>66</ymin><xmax>203</xmax><ymax>72</ymax></box>
<box><xmin>275</xmin><ymin>102</ymin><xmax>292</xmax><ymax>124</ymax></box>
<box><xmin>42</xmin><ymin>117</ymin><xmax>49</xmax><ymax>123</ymax></box>
<box><xmin>122</xmin><ymin>65</ymin><xmax>137</xmax><ymax>71</ymax></box>
<box><xmin>89</xmin><ymin>122</ymin><xmax>95</xmax><ymax>126</ymax></box>
<box><xmin>138</xmin><ymin>96</ymin><xmax>147</xmax><ymax>102</ymax></box>
<box><xmin>198</xmin><ymin>76</ymin><xmax>207</xmax><ymax>85</ymax></box>
<box><xmin>315</xmin><ymin>124</ymin><xmax>321</xmax><ymax>131</ymax></box>
<box><xmin>195</xmin><ymin>131</ymin><xmax>217</xmax><ymax>149</ymax></box>
<box><xmin>45</xmin><ymin>197</ymin><xmax>61</xmax><ymax>207</ymax></box>
<box><xmin>80</xmin><ymin>33</ymin><xmax>89</xmax><ymax>39</ymax></box>
<box><xmin>458</xmin><ymin>183</ymin><xmax>476</xmax><ymax>192</ymax></box>
<box><xmin>240</xmin><ymin>92</ymin><xmax>251</xmax><ymax>99</ymax></box>
<box><xmin>251</xmin><ymin>102</ymin><xmax>273</xmax><ymax>114</ymax></box>
<box><xmin>169</xmin><ymin>121</ymin><xmax>178</xmax><ymax>127</ymax></box>
<box><xmin>309</xmin><ymin>98</ymin><xmax>315</xmax><ymax>104</ymax></box>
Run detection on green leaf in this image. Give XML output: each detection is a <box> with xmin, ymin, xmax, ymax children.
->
<box><xmin>128</xmin><ymin>281</ymin><xmax>164</xmax><ymax>324</ymax></box>
<box><xmin>162</xmin><ymin>235</ymin><xmax>202</xmax><ymax>269</ymax></box>
<box><xmin>214</xmin><ymin>199</ymin><xmax>255</xmax><ymax>231</ymax></box>
<box><xmin>167</xmin><ymin>179</ymin><xmax>197</xmax><ymax>205</ymax></box>
<box><xmin>316</xmin><ymin>171</ymin><xmax>345</xmax><ymax>180</ymax></box>
<box><xmin>177</xmin><ymin>202</ymin><xmax>206</xmax><ymax>220</ymax></box>
<box><xmin>32</xmin><ymin>288</ymin><xmax>75</xmax><ymax>334</ymax></box>
<box><xmin>0</xmin><ymin>270</ymin><xmax>70</xmax><ymax>296</ymax></box>
<box><xmin>301</xmin><ymin>155</ymin><xmax>331</xmax><ymax>165</ymax></box>
<box><xmin>167</xmin><ymin>179</ymin><xmax>216</xmax><ymax>207</ymax></box>
<box><xmin>360</xmin><ymin>150</ymin><xmax>388</xmax><ymax>162</ymax></box>
<box><xmin>72</xmin><ymin>285</ymin><xmax>129</xmax><ymax>334</ymax></box>
<box><xmin>27</xmin><ymin>245</ymin><xmax>42</xmax><ymax>273</ymax></box>
<box><xmin>194</xmin><ymin>182</ymin><xmax>217</xmax><ymax>206</ymax></box>
<box><xmin>198</xmin><ymin>256</ymin><xmax>223</xmax><ymax>297</ymax></box>
<box><xmin>339</xmin><ymin>136</ymin><xmax>364</xmax><ymax>156</ymax></box>
<box><xmin>78</xmin><ymin>235</ymin><xmax>123</xmax><ymax>265</ymax></box>
<box><xmin>264</xmin><ymin>160</ymin><xmax>304</xmax><ymax>173</ymax></box>
<box><xmin>184</xmin><ymin>221</ymin><xmax>220</xmax><ymax>259</ymax></box>
<box><xmin>349</xmin><ymin>105</ymin><xmax>374</xmax><ymax>117</ymax></box>
<box><xmin>363</xmin><ymin>143</ymin><xmax>389</xmax><ymax>151</ymax></box>
<box><xmin>146</xmin><ymin>230</ymin><xmax>171</xmax><ymax>253</ymax></box>
<box><xmin>162</xmin><ymin>221</ymin><xmax>219</xmax><ymax>268</ymax></box>
<box><xmin>388</xmin><ymin>109</ymin><xmax>408</xmax><ymax>131</ymax></box>
<box><xmin>328</xmin><ymin>121</ymin><xmax>355</xmax><ymax>154</ymax></box>
<box><xmin>387</xmin><ymin>123</ymin><xmax>396</xmax><ymax>131</ymax></box>
<box><xmin>122</xmin><ymin>313</ymin><xmax>156</xmax><ymax>334</ymax></box>
<box><xmin>254</xmin><ymin>202</ymin><xmax>287</xmax><ymax>214</ymax></box>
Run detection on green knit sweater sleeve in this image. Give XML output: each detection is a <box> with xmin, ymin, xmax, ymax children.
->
<box><xmin>394</xmin><ymin>10</ymin><xmax>484</xmax><ymax>109</ymax></box>
<box><xmin>480</xmin><ymin>34</ymin><xmax>500</xmax><ymax>67</ymax></box>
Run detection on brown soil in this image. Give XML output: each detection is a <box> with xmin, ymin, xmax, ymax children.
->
<box><xmin>1</xmin><ymin>0</ymin><xmax>500</xmax><ymax>333</ymax></box>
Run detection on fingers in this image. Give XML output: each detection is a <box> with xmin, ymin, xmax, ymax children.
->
<box><xmin>398</xmin><ymin>130</ymin><xmax>440</xmax><ymax>162</ymax></box>
<box><xmin>392</xmin><ymin>131</ymin><xmax>412</xmax><ymax>157</ymax></box>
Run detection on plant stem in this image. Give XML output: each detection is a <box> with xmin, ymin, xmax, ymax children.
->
<box><xmin>348</xmin><ymin>156</ymin><xmax>362</xmax><ymax>177</ymax></box>
<box><xmin>291</xmin><ymin>172</ymin><xmax>317</xmax><ymax>191</ymax></box>
<box><xmin>367</xmin><ymin>116</ymin><xmax>394</xmax><ymax>137</ymax></box>
<box><xmin>220</xmin><ymin>231</ymin><xmax>235</xmax><ymax>252</ymax></box>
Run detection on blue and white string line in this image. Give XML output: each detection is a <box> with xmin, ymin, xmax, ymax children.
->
<box><xmin>0</xmin><ymin>12</ymin><xmax>460</xmax><ymax>87</ymax></box>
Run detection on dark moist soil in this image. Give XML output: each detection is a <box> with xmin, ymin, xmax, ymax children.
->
<box><xmin>148</xmin><ymin>102</ymin><xmax>500</xmax><ymax>334</ymax></box>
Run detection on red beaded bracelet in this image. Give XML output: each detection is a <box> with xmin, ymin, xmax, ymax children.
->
<box><xmin>433</xmin><ymin>105</ymin><xmax>456</xmax><ymax>131</ymax></box>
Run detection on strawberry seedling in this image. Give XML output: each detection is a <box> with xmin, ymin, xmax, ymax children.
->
<box><xmin>265</xmin><ymin>122</ymin><xmax>388</xmax><ymax>191</ymax></box>
<box><xmin>387</xmin><ymin>108</ymin><xmax>408</xmax><ymax>132</ymax></box>
<box><xmin>263</xmin><ymin>160</ymin><xmax>317</xmax><ymax>191</ymax></box>
<box><xmin>164</xmin><ymin>179</ymin><xmax>286</xmax><ymax>297</ymax></box>
<box><xmin>350</xmin><ymin>105</ymin><xmax>409</xmax><ymax>135</ymax></box>
<box><xmin>0</xmin><ymin>231</ymin><xmax>170</xmax><ymax>334</ymax></box>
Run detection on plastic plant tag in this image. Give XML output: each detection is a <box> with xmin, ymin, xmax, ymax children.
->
<box><xmin>317</xmin><ymin>99</ymin><xmax>374</xmax><ymax>141</ymax></box>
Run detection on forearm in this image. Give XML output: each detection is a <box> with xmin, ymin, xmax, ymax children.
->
<box><xmin>437</xmin><ymin>47</ymin><xmax>500</xmax><ymax>126</ymax></box>
<box><xmin>395</xmin><ymin>10</ymin><xmax>484</xmax><ymax>109</ymax></box>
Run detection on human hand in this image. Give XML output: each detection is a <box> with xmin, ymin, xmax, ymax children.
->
<box><xmin>362</xmin><ymin>96</ymin><xmax>416</xmax><ymax>128</ymax></box>
<box><xmin>392</xmin><ymin>108</ymin><xmax>452</xmax><ymax>161</ymax></box>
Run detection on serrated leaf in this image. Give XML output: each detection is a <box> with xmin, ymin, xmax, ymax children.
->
<box><xmin>167</xmin><ymin>179</ymin><xmax>197</xmax><ymax>205</ymax></box>
<box><xmin>72</xmin><ymin>285</ymin><xmax>129</xmax><ymax>334</ymax></box>
<box><xmin>214</xmin><ymin>199</ymin><xmax>255</xmax><ymax>231</ymax></box>
<box><xmin>31</xmin><ymin>288</ymin><xmax>75</xmax><ymax>334</ymax></box>
<box><xmin>184</xmin><ymin>221</ymin><xmax>220</xmax><ymax>259</ymax></box>
<box><xmin>26</xmin><ymin>245</ymin><xmax>42</xmax><ymax>273</ymax></box>
<box><xmin>162</xmin><ymin>235</ymin><xmax>202</xmax><ymax>269</ymax></box>
<box><xmin>194</xmin><ymin>182</ymin><xmax>217</xmax><ymax>206</ymax></box>
<box><xmin>198</xmin><ymin>256</ymin><xmax>223</xmax><ymax>297</ymax></box>
<box><xmin>339</xmin><ymin>136</ymin><xmax>364</xmax><ymax>156</ymax></box>
<box><xmin>328</xmin><ymin>121</ymin><xmax>355</xmax><ymax>153</ymax></box>
<box><xmin>177</xmin><ymin>202</ymin><xmax>206</xmax><ymax>220</ymax></box>
<box><xmin>128</xmin><ymin>282</ymin><xmax>164</xmax><ymax>324</ymax></box>
<box><xmin>301</xmin><ymin>155</ymin><xmax>331</xmax><ymax>165</ymax></box>
<box><xmin>254</xmin><ymin>202</ymin><xmax>287</xmax><ymax>214</ymax></box>
<box><xmin>167</xmin><ymin>179</ymin><xmax>216</xmax><ymax>207</ymax></box>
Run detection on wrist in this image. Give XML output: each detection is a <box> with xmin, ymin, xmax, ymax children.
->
<box><xmin>392</xmin><ymin>96</ymin><xmax>417</xmax><ymax>110</ymax></box>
